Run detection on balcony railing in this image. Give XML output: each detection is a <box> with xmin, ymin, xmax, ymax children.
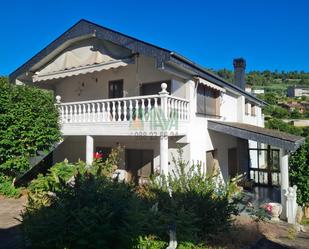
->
<box><xmin>55</xmin><ymin>84</ymin><xmax>190</xmax><ymax>124</ymax></box>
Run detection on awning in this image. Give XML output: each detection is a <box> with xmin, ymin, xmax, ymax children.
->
<box><xmin>32</xmin><ymin>37</ymin><xmax>132</xmax><ymax>82</ymax></box>
<box><xmin>33</xmin><ymin>59</ymin><xmax>131</xmax><ymax>82</ymax></box>
<box><xmin>196</xmin><ymin>77</ymin><xmax>226</xmax><ymax>92</ymax></box>
<box><xmin>208</xmin><ymin>120</ymin><xmax>305</xmax><ymax>152</ymax></box>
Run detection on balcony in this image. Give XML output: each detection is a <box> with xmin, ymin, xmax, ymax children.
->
<box><xmin>56</xmin><ymin>83</ymin><xmax>190</xmax><ymax>136</ymax></box>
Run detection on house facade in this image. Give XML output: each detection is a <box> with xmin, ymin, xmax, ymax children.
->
<box><xmin>10</xmin><ymin>20</ymin><xmax>305</xmax><ymax>219</ymax></box>
<box><xmin>287</xmin><ymin>85</ymin><xmax>309</xmax><ymax>97</ymax></box>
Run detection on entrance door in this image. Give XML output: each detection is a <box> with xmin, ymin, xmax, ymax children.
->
<box><xmin>126</xmin><ymin>149</ymin><xmax>153</xmax><ymax>185</ymax></box>
<box><xmin>228</xmin><ymin>148</ymin><xmax>238</xmax><ymax>178</ymax></box>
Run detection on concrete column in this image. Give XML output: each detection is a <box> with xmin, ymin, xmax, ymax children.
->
<box><xmin>160</xmin><ymin>135</ymin><xmax>169</xmax><ymax>176</ymax></box>
<box><xmin>86</xmin><ymin>135</ymin><xmax>94</xmax><ymax>165</ymax></box>
<box><xmin>245</xmin><ymin>102</ymin><xmax>251</xmax><ymax>115</ymax></box>
<box><xmin>237</xmin><ymin>96</ymin><xmax>245</xmax><ymax>122</ymax></box>
<box><xmin>280</xmin><ymin>149</ymin><xmax>289</xmax><ymax>219</ymax></box>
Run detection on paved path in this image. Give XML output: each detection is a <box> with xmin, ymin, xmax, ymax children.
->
<box><xmin>0</xmin><ymin>195</ymin><xmax>26</xmax><ymax>249</ymax></box>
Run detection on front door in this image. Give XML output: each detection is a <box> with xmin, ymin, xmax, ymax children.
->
<box><xmin>126</xmin><ymin>149</ymin><xmax>153</xmax><ymax>185</ymax></box>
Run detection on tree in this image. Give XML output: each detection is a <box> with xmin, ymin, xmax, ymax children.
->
<box><xmin>290</xmin><ymin>109</ymin><xmax>302</xmax><ymax>119</ymax></box>
<box><xmin>0</xmin><ymin>77</ymin><xmax>60</xmax><ymax>182</ymax></box>
<box><xmin>260</xmin><ymin>93</ymin><xmax>278</xmax><ymax>105</ymax></box>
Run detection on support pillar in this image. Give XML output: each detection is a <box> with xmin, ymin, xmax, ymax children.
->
<box><xmin>280</xmin><ymin>149</ymin><xmax>289</xmax><ymax>219</ymax></box>
<box><xmin>160</xmin><ymin>135</ymin><xmax>169</xmax><ymax>176</ymax></box>
<box><xmin>86</xmin><ymin>135</ymin><xmax>94</xmax><ymax>165</ymax></box>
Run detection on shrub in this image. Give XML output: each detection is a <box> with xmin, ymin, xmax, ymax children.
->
<box><xmin>24</xmin><ymin>175</ymin><xmax>154</xmax><ymax>249</ymax></box>
<box><xmin>134</xmin><ymin>236</ymin><xmax>167</xmax><ymax>249</ymax></box>
<box><xmin>0</xmin><ymin>173</ymin><xmax>21</xmax><ymax>198</ymax></box>
<box><xmin>139</xmin><ymin>148</ymin><xmax>241</xmax><ymax>243</ymax></box>
<box><xmin>23</xmin><ymin>146</ymin><xmax>159</xmax><ymax>249</ymax></box>
<box><xmin>23</xmin><ymin>147</ymin><xmax>241</xmax><ymax>248</ymax></box>
<box><xmin>0</xmin><ymin>77</ymin><xmax>60</xmax><ymax>187</ymax></box>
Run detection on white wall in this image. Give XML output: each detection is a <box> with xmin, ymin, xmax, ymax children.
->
<box><xmin>220</xmin><ymin>92</ymin><xmax>238</xmax><ymax>122</ymax></box>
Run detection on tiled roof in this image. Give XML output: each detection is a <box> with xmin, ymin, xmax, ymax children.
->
<box><xmin>208</xmin><ymin>120</ymin><xmax>305</xmax><ymax>151</ymax></box>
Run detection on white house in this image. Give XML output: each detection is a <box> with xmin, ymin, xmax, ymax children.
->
<box><xmin>287</xmin><ymin>85</ymin><xmax>309</xmax><ymax>97</ymax></box>
<box><xmin>10</xmin><ymin>20</ymin><xmax>305</xmax><ymax>219</ymax></box>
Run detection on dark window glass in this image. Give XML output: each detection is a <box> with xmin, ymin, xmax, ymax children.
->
<box><xmin>196</xmin><ymin>84</ymin><xmax>220</xmax><ymax>116</ymax></box>
<box><xmin>197</xmin><ymin>84</ymin><xmax>206</xmax><ymax>113</ymax></box>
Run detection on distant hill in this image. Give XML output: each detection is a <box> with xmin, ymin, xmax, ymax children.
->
<box><xmin>211</xmin><ymin>69</ymin><xmax>309</xmax><ymax>94</ymax></box>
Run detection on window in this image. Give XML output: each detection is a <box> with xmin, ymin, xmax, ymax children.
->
<box><xmin>109</xmin><ymin>80</ymin><xmax>123</xmax><ymax>98</ymax></box>
<box><xmin>197</xmin><ymin>84</ymin><xmax>220</xmax><ymax>116</ymax></box>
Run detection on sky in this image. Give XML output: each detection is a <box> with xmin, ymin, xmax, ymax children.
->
<box><xmin>1</xmin><ymin>0</ymin><xmax>308</xmax><ymax>76</ymax></box>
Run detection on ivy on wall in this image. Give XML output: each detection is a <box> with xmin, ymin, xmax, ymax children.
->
<box><xmin>0</xmin><ymin>77</ymin><xmax>61</xmax><ymax>180</ymax></box>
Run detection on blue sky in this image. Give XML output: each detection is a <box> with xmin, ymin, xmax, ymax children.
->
<box><xmin>1</xmin><ymin>0</ymin><xmax>308</xmax><ymax>75</ymax></box>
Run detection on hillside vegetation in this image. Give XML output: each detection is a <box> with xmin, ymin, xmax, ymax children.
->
<box><xmin>213</xmin><ymin>69</ymin><xmax>309</xmax><ymax>95</ymax></box>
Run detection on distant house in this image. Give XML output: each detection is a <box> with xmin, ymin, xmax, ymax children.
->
<box><xmin>283</xmin><ymin>119</ymin><xmax>309</xmax><ymax>127</ymax></box>
<box><xmin>287</xmin><ymin>85</ymin><xmax>309</xmax><ymax>97</ymax></box>
<box><xmin>253</xmin><ymin>89</ymin><xmax>265</xmax><ymax>95</ymax></box>
<box><xmin>10</xmin><ymin>19</ymin><xmax>305</xmax><ymax>221</ymax></box>
<box><xmin>291</xmin><ymin>120</ymin><xmax>309</xmax><ymax>127</ymax></box>
<box><xmin>245</xmin><ymin>87</ymin><xmax>264</xmax><ymax>95</ymax></box>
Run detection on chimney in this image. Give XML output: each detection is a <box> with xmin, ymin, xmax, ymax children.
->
<box><xmin>233</xmin><ymin>58</ymin><xmax>246</xmax><ymax>89</ymax></box>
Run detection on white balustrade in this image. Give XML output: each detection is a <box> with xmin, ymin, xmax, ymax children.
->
<box><xmin>56</xmin><ymin>94</ymin><xmax>189</xmax><ymax>124</ymax></box>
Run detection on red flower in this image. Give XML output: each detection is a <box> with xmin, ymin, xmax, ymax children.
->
<box><xmin>93</xmin><ymin>152</ymin><xmax>104</xmax><ymax>159</ymax></box>
<box><xmin>265</xmin><ymin>203</ymin><xmax>272</xmax><ymax>214</ymax></box>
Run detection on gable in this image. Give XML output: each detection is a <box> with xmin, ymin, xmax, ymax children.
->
<box><xmin>32</xmin><ymin>38</ymin><xmax>133</xmax><ymax>82</ymax></box>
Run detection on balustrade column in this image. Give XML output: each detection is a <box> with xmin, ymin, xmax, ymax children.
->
<box><xmin>159</xmin><ymin>83</ymin><xmax>169</xmax><ymax>120</ymax></box>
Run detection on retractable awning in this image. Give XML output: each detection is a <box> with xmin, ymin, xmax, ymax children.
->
<box><xmin>32</xmin><ymin>38</ymin><xmax>133</xmax><ymax>82</ymax></box>
<box><xmin>208</xmin><ymin>120</ymin><xmax>305</xmax><ymax>152</ymax></box>
<box><xmin>196</xmin><ymin>77</ymin><xmax>226</xmax><ymax>92</ymax></box>
<box><xmin>33</xmin><ymin>59</ymin><xmax>131</xmax><ymax>82</ymax></box>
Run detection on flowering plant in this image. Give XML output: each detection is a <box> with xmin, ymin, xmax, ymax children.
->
<box><xmin>264</xmin><ymin>203</ymin><xmax>273</xmax><ymax>214</ymax></box>
<box><xmin>93</xmin><ymin>152</ymin><xmax>104</xmax><ymax>160</ymax></box>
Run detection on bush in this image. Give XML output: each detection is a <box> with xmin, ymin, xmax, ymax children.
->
<box><xmin>23</xmin><ymin>147</ymin><xmax>241</xmax><ymax>248</ymax></box>
<box><xmin>139</xmin><ymin>148</ymin><xmax>241</xmax><ymax>243</ymax></box>
<box><xmin>0</xmin><ymin>77</ymin><xmax>60</xmax><ymax>187</ymax></box>
<box><xmin>134</xmin><ymin>236</ymin><xmax>167</xmax><ymax>249</ymax></box>
<box><xmin>24</xmin><ymin>175</ymin><xmax>154</xmax><ymax>249</ymax></box>
<box><xmin>0</xmin><ymin>173</ymin><xmax>21</xmax><ymax>198</ymax></box>
<box><xmin>23</xmin><ymin>147</ymin><xmax>158</xmax><ymax>249</ymax></box>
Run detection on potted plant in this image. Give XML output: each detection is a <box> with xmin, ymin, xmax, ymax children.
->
<box><xmin>264</xmin><ymin>202</ymin><xmax>282</xmax><ymax>221</ymax></box>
